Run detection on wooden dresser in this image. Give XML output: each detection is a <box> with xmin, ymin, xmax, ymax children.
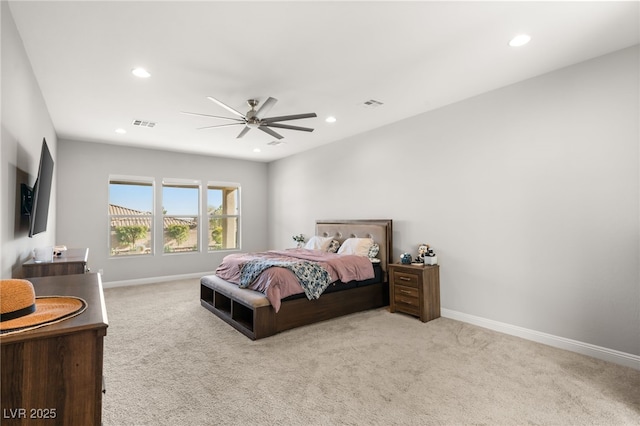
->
<box><xmin>1</xmin><ymin>273</ymin><xmax>108</xmax><ymax>425</ymax></box>
<box><xmin>22</xmin><ymin>248</ymin><xmax>89</xmax><ymax>278</ymax></box>
<box><xmin>389</xmin><ymin>263</ymin><xmax>440</xmax><ymax>322</ymax></box>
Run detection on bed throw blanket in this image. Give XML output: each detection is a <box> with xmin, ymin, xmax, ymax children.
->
<box><xmin>215</xmin><ymin>248</ymin><xmax>375</xmax><ymax>312</ymax></box>
<box><xmin>239</xmin><ymin>259</ymin><xmax>331</xmax><ymax>300</ymax></box>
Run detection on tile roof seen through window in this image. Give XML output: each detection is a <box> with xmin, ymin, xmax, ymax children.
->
<box><xmin>109</xmin><ymin>204</ymin><xmax>195</xmax><ymax>227</ymax></box>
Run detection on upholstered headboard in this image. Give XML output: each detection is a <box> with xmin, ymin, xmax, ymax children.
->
<box><xmin>316</xmin><ymin>219</ymin><xmax>393</xmax><ymax>279</ymax></box>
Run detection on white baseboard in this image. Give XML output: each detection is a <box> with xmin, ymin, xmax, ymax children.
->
<box><xmin>441</xmin><ymin>308</ymin><xmax>640</xmax><ymax>371</ymax></box>
<box><xmin>102</xmin><ymin>271</ymin><xmax>214</xmax><ymax>289</ymax></box>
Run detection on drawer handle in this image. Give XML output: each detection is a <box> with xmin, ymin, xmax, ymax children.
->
<box><xmin>399</xmin><ymin>277</ymin><xmax>411</xmax><ymax>281</ymax></box>
<box><xmin>399</xmin><ymin>289</ymin><xmax>412</xmax><ymax>295</ymax></box>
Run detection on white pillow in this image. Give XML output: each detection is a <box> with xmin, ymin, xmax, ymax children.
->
<box><xmin>304</xmin><ymin>236</ymin><xmax>333</xmax><ymax>251</ymax></box>
<box><xmin>337</xmin><ymin>238</ymin><xmax>374</xmax><ymax>257</ymax></box>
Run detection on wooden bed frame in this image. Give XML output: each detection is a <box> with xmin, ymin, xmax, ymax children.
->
<box><xmin>200</xmin><ymin>219</ymin><xmax>393</xmax><ymax>340</ymax></box>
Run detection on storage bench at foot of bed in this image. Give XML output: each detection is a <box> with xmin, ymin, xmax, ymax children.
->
<box><xmin>200</xmin><ymin>275</ymin><xmax>277</xmax><ymax>340</ymax></box>
<box><xmin>200</xmin><ymin>275</ymin><xmax>389</xmax><ymax>340</ymax></box>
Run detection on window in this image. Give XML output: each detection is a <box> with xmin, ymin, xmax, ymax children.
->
<box><xmin>207</xmin><ymin>183</ymin><xmax>240</xmax><ymax>251</ymax></box>
<box><xmin>162</xmin><ymin>179</ymin><xmax>200</xmax><ymax>253</ymax></box>
<box><xmin>108</xmin><ymin>176</ymin><xmax>154</xmax><ymax>256</ymax></box>
<box><xmin>108</xmin><ymin>177</ymin><xmax>238</xmax><ymax>256</ymax></box>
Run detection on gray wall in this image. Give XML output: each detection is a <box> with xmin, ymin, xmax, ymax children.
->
<box><xmin>56</xmin><ymin>140</ymin><xmax>268</xmax><ymax>283</ymax></box>
<box><xmin>1</xmin><ymin>3</ymin><xmax>58</xmax><ymax>278</ymax></box>
<box><xmin>268</xmin><ymin>46</ymin><xmax>640</xmax><ymax>356</ymax></box>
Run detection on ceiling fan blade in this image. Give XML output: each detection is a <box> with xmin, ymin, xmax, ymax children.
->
<box><xmin>266</xmin><ymin>122</ymin><xmax>315</xmax><ymax>132</ymax></box>
<box><xmin>236</xmin><ymin>126</ymin><xmax>251</xmax><ymax>139</ymax></box>
<box><xmin>197</xmin><ymin>123</ymin><xmax>245</xmax><ymax>130</ymax></box>
<box><xmin>181</xmin><ymin>111</ymin><xmax>244</xmax><ymax>122</ymax></box>
<box><xmin>255</xmin><ymin>97</ymin><xmax>278</xmax><ymax>119</ymax></box>
<box><xmin>207</xmin><ymin>96</ymin><xmax>245</xmax><ymax>118</ymax></box>
<box><xmin>262</xmin><ymin>112</ymin><xmax>317</xmax><ymax>123</ymax></box>
<box><xmin>258</xmin><ymin>125</ymin><xmax>284</xmax><ymax>140</ymax></box>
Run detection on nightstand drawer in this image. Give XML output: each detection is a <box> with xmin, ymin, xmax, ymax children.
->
<box><xmin>393</xmin><ymin>271</ymin><xmax>419</xmax><ymax>288</ymax></box>
<box><xmin>396</xmin><ymin>294</ymin><xmax>419</xmax><ymax>308</ymax></box>
<box><xmin>395</xmin><ymin>300</ymin><xmax>420</xmax><ymax>316</ymax></box>
<box><xmin>394</xmin><ymin>284</ymin><xmax>418</xmax><ymax>300</ymax></box>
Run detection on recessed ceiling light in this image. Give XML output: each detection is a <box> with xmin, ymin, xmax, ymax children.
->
<box><xmin>115</xmin><ymin>128</ymin><xmax>126</xmax><ymax>134</ymax></box>
<box><xmin>253</xmin><ymin>148</ymin><xmax>261</xmax><ymax>153</ymax></box>
<box><xmin>509</xmin><ymin>34</ymin><xmax>531</xmax><ymax>47</ymax></box>
<box><xmin>325</xmin><ymin>116</ymin><xmax>337</xmax><ymax>123</ymax></box>
<box><xmin>131</xmin><ymin>67</ymin><xmax>151</xmax><ymax>78</ymax></box>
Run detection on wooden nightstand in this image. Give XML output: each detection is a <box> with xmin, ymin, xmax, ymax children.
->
<box><xmin>389</xmin><ymin>263</ymin><xmax>440</xmax><ymax>322</ymax></box>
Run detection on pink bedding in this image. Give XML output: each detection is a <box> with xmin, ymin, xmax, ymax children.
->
<box><xmin>215</xmin><ymin>248</ymin><xmax>375</xmax><ymax>312</ymax></box>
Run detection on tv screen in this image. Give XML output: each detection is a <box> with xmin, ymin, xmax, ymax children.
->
<box><xmin>28</xmin><ymin>139</ymin><xmax>54</xmax><ymax>237</ymax></box>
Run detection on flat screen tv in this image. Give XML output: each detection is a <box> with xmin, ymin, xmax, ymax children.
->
<box><xmin>21</xmin><ymin>138</ymin><xmax>54</xmax><ymax>237</ymax></box>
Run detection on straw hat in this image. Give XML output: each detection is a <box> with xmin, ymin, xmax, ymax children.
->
<box><xmin>0</xmin><ymin>279</ymin><xmax>87</xmax><ymax>336</ymax></box>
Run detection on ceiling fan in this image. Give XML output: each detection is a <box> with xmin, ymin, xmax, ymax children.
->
<box><xmin>182</xmin><ymin>96</ymin><xmax>317</xmax><ymax>140</ymax></box>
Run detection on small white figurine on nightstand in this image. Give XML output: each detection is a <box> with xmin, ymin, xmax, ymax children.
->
<box><xmin>417</xmin><ymin>243</ymin><xmax>437</xmax><ymax>265</ymax></box>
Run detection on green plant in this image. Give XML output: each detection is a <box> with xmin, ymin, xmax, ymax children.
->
<box><xmin>210</xmin><ymin>224</ymin><xmax>222</xmax><ymax>245</ymax></box>
<box><xmin>115</xmin><ymin>225</ymin><xmax>148</xmax><ymax>249</ymax></box>
<box><xmin>166</xmin><ymin>224</ymin><xmax>190</xmax><ymax>246</ymax></box>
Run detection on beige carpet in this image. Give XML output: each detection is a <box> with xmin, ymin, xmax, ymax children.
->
<box><xmin>102</xmin><ymin>278</ymin><xmax>639</xmax><ymax>425</ymax></box>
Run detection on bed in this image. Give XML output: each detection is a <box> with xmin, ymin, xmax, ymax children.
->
<box><xmin>200</xmin><ymin>219</ymin><xmax>392</xmax><ymax>339</ymax></box>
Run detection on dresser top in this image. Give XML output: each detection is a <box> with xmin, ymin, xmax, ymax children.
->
<box><xmin>23</xmin><ymin>247</ymin><xmax>89</xmax><ymax>266</ymax></box>
<box><xmin>0</xmin><ymin>272</ymin><xmax>108</xmax><ymax>344</ymax></box>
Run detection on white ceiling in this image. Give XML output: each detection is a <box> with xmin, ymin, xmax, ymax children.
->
<box><xmin>8</xmin><ymin>1</ymin><xmax>639</xmax><ymax>162</ymax></box>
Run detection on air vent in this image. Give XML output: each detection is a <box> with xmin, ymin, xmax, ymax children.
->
<box><xmin>267</xmin><ymin>141</ymin><xmax>286</xmax><ymax>146</ymax></box>
<box><xmin>132</xmin><ymin>119</ymin><xmax>157</xmax><ymax>128</ymax></box>
<box><xmin>362</xmin><ymin>99</ymin><xmax>384</xmax><ymax>108</ymax></box>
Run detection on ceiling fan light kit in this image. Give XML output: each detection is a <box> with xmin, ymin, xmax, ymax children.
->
<box><xmin>183</xmin><ymin>97</ymin><xmax>317</xmax><ymax>140</ymax></box>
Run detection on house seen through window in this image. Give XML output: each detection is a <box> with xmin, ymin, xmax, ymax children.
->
<box><xmin>108</xmin><ymin>177</ymin><xmax>154</xmax><ymax>256</ymax></box>
<box><xmin>108</xmin><ymin>177</ymin><xmax>240</xmax><ymax>256</ymax></box>
<box><xmin>162</xmin><ymin>179</ymin><xmax>200</xmax><ymax>253</ymax></box>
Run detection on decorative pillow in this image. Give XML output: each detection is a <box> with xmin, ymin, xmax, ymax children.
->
<box><xmin>327</xmin><ymin>239</ymin><xmax>340</xmax><ymax>253</ymax></box>
<box><xmin>368</xmin><ymin>242</ymin><xmax>379</xmax><ymax>259</ymax></box>
<box><xmin>337</xmin><ymin>238</ymin><xmax>374</xmax><ymax>257</ymax></box>
<box><xmin>304</xmin><ymin>236</ymin><xmax>333</xmax><ymax>251</ymax></box>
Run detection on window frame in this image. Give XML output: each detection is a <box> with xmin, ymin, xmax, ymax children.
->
<box><xmin>207</xmin><ymin>182</ymin><xmax>241</xmax><ymax>252</ymax></box>
<box><xmin>108</xmin><ymin>175</ymin><xmax>155</xmax><ymax>257</ymax></box>
<box><xmin>162</xmin><ymin>178</ymin><xmax>201</xmax><ymax>255</ymax></box>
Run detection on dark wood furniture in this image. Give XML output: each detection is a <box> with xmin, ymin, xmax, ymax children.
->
<box><xmin>22</xmin><ymin>248</ymin><xmax>89</xmax><ymax>278</ymax></box>
<box><xmin>201</xmin><ymin>275</ymin><xmax>388</xmax><ymax>340</ymax></box>
<box><xmin>389</xmin><ymin>263</ymin><xmax>440</xmax><ymax>322</ymax></box>
<box><xmin>1</xmin><ymin>273</ymin><xmax>108</xmax><ymax>426</ymax></box>
<box><xmin>201</xmin><ymin>219</ymin><xmax>392</xmax><ymax>340</ymax></box>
